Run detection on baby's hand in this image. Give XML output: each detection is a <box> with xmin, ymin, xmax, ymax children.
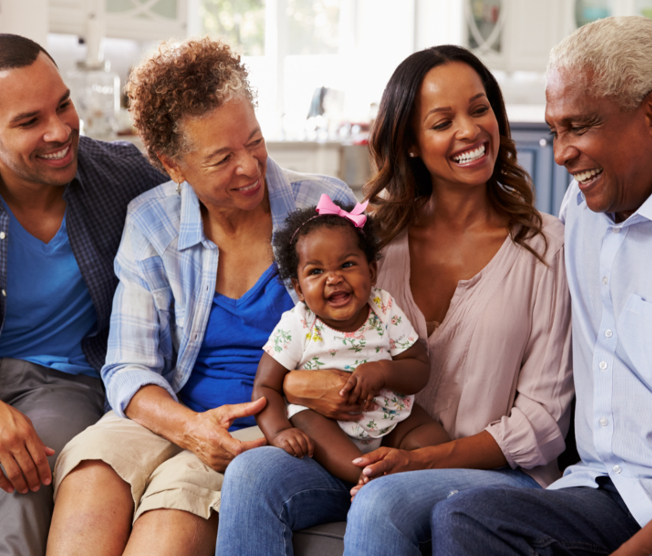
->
<box><xmin>272</xmin><ymin>428</ymin><xmax>315</xmax><ymax>459</ymax></box>
<box><xmin>339</xmin><ymin>363</ymin><xmax>385</xmax><ymax>409</ymax></box>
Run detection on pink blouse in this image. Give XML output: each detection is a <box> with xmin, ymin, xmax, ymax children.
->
<box><xmin>376</xmin><ymin>213</ymin><xmax>574</xmax><ymax>487</ymax></box>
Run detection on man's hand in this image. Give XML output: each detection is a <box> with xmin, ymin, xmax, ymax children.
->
<box><xmin>271</xmin><ymin>427</ymin><xmax>314</xmax><ymax>459</ymax></box>
<box><xmin>284</xmin><ymin>369</ymin><xmax>369</xmax><ymax>421</ymax></box>
<box><xmin>0</xmin><ymin>401</ymin><xmax>55</xmax><ymax>494</ymax></box>
<box><xmin>339</xmin><ymin>362</ymin><xmax>386</xmax><ymax>408</ymax></box>
<box><xmin>181</xmin><ymin>397</ymin><xmax>268</xmax><ymax>472</ymax></box>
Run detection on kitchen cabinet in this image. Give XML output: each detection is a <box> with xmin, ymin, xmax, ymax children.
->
<box><xmin>49</xmin><ymin>0</ymin><xmax>188</xmax><ymax>41</ymax></box>
<box><xmin>575</xmin><ymin>0</ymin><xmax>652</xmax><ymax>25</ymax></box>
<box><xmin>511</xmin><ymin>122</ymin><xmax>572</xmax><ymax>217</ymax></box>
<box><xmin>466</xmin><ymin>0</ymin><xmax>575</xmax><ymax>72</ymax></box>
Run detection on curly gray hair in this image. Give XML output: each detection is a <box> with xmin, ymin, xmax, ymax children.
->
<box><xmin>547</xmin><ymin>16</ymin><xmax>652</xmax><ymax>111</ymax></box>
<box><xmin>126</xmin><ymin>36</ymin><xmax>257</xmax><ymax>173</ymax></box>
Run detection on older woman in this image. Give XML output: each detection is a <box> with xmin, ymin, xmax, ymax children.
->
<box><xmin>45</xmin><ymin>37</ymin><xmax>356</xmax><ymax>556</ymax></box>
<box><xmin>216</xmin><ymin>45</ymin><xmax>574</xmax><ymax>555</ymax></box>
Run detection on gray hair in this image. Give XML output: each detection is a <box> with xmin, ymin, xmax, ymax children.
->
<box><xmin>126</xmin><ymin>36</ymin><xmax>257</xmax><ymax>173</ymax></box>
<box><xmin>547</xmin><ymin>16</ymin><xmax>652</xmax><ymax>111</ymax></box>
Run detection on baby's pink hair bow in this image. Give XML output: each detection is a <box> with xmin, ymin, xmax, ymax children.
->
<box><xmin>315</xmin><ymin>194</ymin><xmax>369</xmax><ymax>228</ymax></box>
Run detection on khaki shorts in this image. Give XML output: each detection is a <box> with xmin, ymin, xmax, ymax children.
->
<box><xmin>53</xmin><ymin>411</ymin><xmax>263</xmax><ymax>522</ymax></box>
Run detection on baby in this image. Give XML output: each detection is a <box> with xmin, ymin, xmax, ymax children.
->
<box><xmin>253</xmin><ymin>194</ymin><xmax>450</xmax><ymax>483</ymax></box>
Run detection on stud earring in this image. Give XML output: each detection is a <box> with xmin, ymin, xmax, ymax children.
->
<box><xmin>408</xmin><ymin>152</ymin><xmax>416</xmax><ymax>158</ymax></box>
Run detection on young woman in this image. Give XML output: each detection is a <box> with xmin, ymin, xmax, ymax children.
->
<box><xmin>216</xmin><ymin>45</ymin><xmax>573</xmax><ymax>556</ymax></box>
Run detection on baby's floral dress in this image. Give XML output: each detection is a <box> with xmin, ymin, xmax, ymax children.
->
<box><xmin>263</xmin><ymin>288</ymin><xmax>420</xmax><ymax>453</ymax></box>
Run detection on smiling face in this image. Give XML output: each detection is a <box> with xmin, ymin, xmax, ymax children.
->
<box><xmin>546</xmin><ymin>68</ymin><xmax>652</xmax><ymax>220</ymax></box>
<box><xmin>411</xmin><ymin>61</ymin><xmax>500</xmax><ymax>192</ymax></box>
<box><xmin>291</xmin><ymin>225</ymin><xmax>377</xmax><ymax>332</ymax></box>
<box><xmin>0</xmin><ymin>53</ymin><xmax>80</xmax><ymax>192</ymax></box>
<box><xmin>163</xmin><ymin>97</ymin><xmax>268</xmax><ymax>215</ymax></box>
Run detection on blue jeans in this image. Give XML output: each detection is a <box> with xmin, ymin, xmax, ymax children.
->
<box><xmin>343</xmin><ymin>466</ymin><xmax>540</xmax><ymax>556</ymax></box>
<box><xmin>430</xmin><ymin>478</ymin><xmax>641</xmax><ymax>555</ymax></box>
<box><xmin>216</xmin><ymin>446</ymin><xmax>351</xmax><ymax>556</ymax></box>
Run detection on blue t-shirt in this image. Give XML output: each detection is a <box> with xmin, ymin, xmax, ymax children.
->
<box><xmin>0</xmin><ymin>200</ymin><xmax>97</xmax><ymax>376</ymax></box>
<box><xmin>179</xmin><ymin>263</ymin><xmax>294</xmax><ymax>430</ymax></box>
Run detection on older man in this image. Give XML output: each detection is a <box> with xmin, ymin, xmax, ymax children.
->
<box><xmin>0</xmin><ymin>34</ymin><xmax>166</xmax><ymax>555</ymax></box>
<box><xmin>429</xmin><ymin>16</ymin><xmax>652</xmax><ymax>556</ymax></box>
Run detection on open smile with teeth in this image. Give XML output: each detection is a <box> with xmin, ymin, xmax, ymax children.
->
<box><xmin>237</xmin><ymin>179</ymin><xmax>259</xmax><ymax>191</ymax></box>
<box><xmin>453</xmin><ymin>144</ymin><xmax>485</xmax><ymax>163</ymax></box>
<box><xmin>38</xmin><ymin>146</ymin><xmax>70</xmax><ymax>160</ymax></box>
<box><xmin>573</xmin><ymin>168</ymin><xmax>603</xmax><ymax>184</ymax></box>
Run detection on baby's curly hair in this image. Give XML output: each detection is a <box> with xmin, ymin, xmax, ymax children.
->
<box><xmin>273</xmin><ymin>201</ymin><xmax>382</xmax><ymax>282</ymax></box>
<box><xmin>126</xmin><ymin>36</ymin><xmax>256</xmax><ymax>173</ymax></box>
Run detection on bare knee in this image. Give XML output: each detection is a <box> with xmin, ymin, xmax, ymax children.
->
<box><xmin>59</xmin><ymin>459</ymin><xmax>132</xmax><ymax>505</ymax></box>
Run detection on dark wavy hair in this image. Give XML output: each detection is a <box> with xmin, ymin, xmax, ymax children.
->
<box><xmin>365</xmin><ymin>45</ymin><xmax>547</xmax><ymax>261</ymax></box>
<box><xmin>273</xmin><ymin>202</ymin><xmax>382</xmax><ymax>282</ymax></box>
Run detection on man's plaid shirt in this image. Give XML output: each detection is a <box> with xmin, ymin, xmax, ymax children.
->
<box><xmin>0</xmin><ymin>136</ymin><xmax>167</xmax><ymax>372</ymax></box>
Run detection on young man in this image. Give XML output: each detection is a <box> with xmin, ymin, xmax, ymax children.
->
<box><xmin>431</xmin><ymin>16</ymin><xmax>652</xmax><ymax>556</ymax></box>
<box><xmin>0</xmin><ymin>34</ymin><xmax>166</xmax><ymax>555</ymax></box>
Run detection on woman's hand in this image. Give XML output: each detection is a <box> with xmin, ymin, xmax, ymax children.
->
<box><xmin>271</xmin><ymin>427</ymin><xmax>315</xmax><ymax>459</ymax></box>
<box><xmin>283</xmin><ymin>369</ymin><xmax>368</xmax><ymax>421</ymax></box>
<box><xmin>181</xmin><ymin>397</ymin><xmax>268</xmax><ymax>472</ymax></box>
<box><xmin>349</xmin><ymin>446</ymin><xmax>428</xmax><ymax>499</ymax></box>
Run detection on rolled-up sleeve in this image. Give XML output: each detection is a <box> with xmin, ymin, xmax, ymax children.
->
<box><xmin>102</xmin><ymin>217</ymin><xmax>178</xmax><ymax>417</ymax></box>
<box><xmin>486</xmin><ymin>243</ymin><xmax>574</xmax><ymax>470</ymax></box>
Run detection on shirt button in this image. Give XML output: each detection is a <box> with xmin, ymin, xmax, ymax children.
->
<box><xmin>0</xmin><ymin>232</ymin><xmax>5</xmax><ymax>239</ymax></box>
<box><xmin>605</xmin><ymin>329</ymin><xmax>613</xmax><ymax>338</ymax></box>
<box><xmin>612</xmin><ymin>227</ymin><xmax>620</xmax><ymax>234</ymax></box>
<box><xmin>602</xmin><ymin>276</ymin><xmax>608</xmax><ymax>285</ymax></box>
<box><xmin>599</xmin><ymin>361</ymin><xmax>607</xmax><ymax>370</ymax></box>
<box><xmin>613</xmin><ymin>465</ymin><xmax>621</xmax><ymax>474</ymax></box>
<box><xmin>599</xmin><ymin>417</ymin><xmax>608</xmax><ymax>427</ymax></box>
<box><xmin>1</xmin><ymin>289</ymin><xmax>5</xmax><ymax>297</ymax></box>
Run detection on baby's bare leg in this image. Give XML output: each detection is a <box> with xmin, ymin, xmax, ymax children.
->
<box><xmin>290</xmin><ymin>410</ymin><xmax>363</xmax><ymax>484</ymax></box>
<box><xmin>383</xmin><ymin>403</ymin><xmax>451</xmax><ymax>450</ymax></box>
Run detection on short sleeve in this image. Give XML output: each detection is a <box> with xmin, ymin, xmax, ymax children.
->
<box><xmin>373</xmin><ymin>290</ymin><xmax>419</xmax><ymax>356</ymax></box>
<box><xmin>263</xmin><ymin>306</ymin><xmax>307</xmax><ymax>371</ymax></box>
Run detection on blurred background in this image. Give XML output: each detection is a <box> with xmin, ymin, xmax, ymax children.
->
<box><xmin>2</xmin><ymin>0</ymin><xmax>651</xmax><ymax>212</ymax></box>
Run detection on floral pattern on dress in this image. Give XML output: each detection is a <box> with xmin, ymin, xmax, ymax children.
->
<box><xmin>263</xmin><ymin>288</ymin><xmax>420</xmax><ymax>441</ymax></box>
<box><xmin>264</xmin><ymin>328</ymin><xmax>292</xmax><ymax>355</ymax></box>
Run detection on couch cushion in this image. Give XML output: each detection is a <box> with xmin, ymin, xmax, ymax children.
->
<box><xmin>293</xmin><ymin>522</ymin><xmax>346</xmax><ymax>556</ymax></box>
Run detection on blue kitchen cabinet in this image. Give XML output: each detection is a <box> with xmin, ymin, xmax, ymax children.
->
<box><xmin>511</xmin><ymin>122</ymin><xmax>572</xmax><ymax>217</ymax></box>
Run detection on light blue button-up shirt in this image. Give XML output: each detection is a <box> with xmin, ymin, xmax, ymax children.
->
<box><xmin>549</xmin><ymin>180</ymin><xmax>652</xmax><ymax>527</ymax></box>
<box><xmin>102</xmin><ymin>157</ymin><xmax>356</xmax><ymax>418</ymax></box>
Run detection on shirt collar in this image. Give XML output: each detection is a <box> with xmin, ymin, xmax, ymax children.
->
<box><xmin>575</xmin><ymin>182</ymin><xmax>652</xmax><ymax>226</ymax></box>
<box><xmin>266</xmin><ymin>157</ymin><xmax>296</xmax><ymax>231</ymax></box>
<box><xmin>177</xmin><ymin>182</ymin><xmax>205</xmax><ymax>250</ymax></box>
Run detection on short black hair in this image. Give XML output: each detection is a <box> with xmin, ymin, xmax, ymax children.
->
<box><xmin>0</xmin><ymin>34</ymin><xmax>57</xmax><ymax>72</ymax></box>
<box><xmin>273</xmin><ymin>201</ymin><xmax>382</xmax><ymax>282</ymax></box>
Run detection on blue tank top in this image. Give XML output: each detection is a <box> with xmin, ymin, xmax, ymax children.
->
<box><xmin>179</xmin><ymin>263</ymin><xmax>294</xmax><ymax>430</ymax></box>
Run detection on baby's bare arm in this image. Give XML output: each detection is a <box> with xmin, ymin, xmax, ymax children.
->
<box><xmin>254</xmin><ymin>353</ymin><xmax>314</xmax><ymax>457</ymax></box>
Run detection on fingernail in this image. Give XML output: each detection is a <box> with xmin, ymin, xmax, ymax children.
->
<box><xmin>352</xmin><ymin>457</ymin><xmax>362</xmax><ymax>464</ymax></box>
<box><xmin>363</xmin><ymin>468</ymin><xmax>372</xmax><ymax>476</ymax></box>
